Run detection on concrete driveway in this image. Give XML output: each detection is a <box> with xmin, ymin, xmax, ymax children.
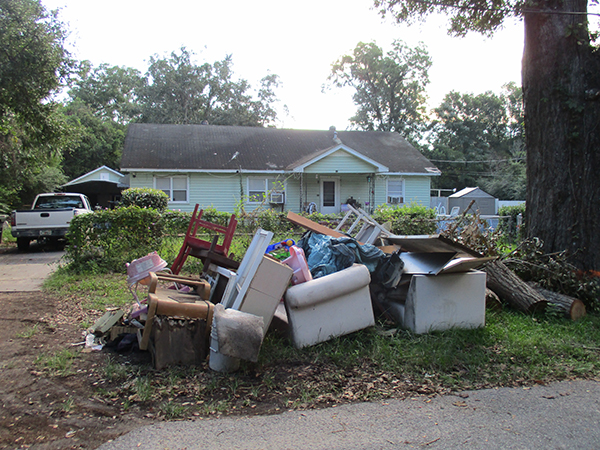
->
<box><xmin>0</xmin><ymin>244</ymin><xmax>64</xmax><ymax>292</ymax></box>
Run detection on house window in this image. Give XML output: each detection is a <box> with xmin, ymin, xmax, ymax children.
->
<box><xmin>387</xmin><ymin>179</ymin><xmax>404</xmax><ymax>205</ymax></box>
<box><xmin>247</xmin><ymin>178</ymin><xmax>285</xmax><ymax>203</ymax></box>
<box><xmin>155</xmin><ymin>176</ymin><xmax>188</xmax><ymax>202</ymax></box>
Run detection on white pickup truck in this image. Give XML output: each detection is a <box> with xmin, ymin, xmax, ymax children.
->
<box><xmin>10</xmin><ymin>192</ymin><xmax>93</xmax><ymax>250</ymax></box>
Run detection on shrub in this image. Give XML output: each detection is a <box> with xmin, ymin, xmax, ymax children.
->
<box><xmin>236</xmin><ymin>208</ymin><xmax>297</xmax><ymax>235</ymax></box>
<box><xmin>372</xmin><ymin>203</ymin><xmax>437</xmax><ymax>235</ymax></box>
<box><xmin>64</xmin><ymin>206</ymin><xmax>164</xmax><ymax>273</ymax></box>
<box><xmin>120</xmin><ymin>188</ymin><xmax>169</xmax><ymax>212</ymax></box>
<box><xmin>498</xmin><ymin>203</ymin><xmax>526</xmax><ymax>244</ymax></box>
<box><xmin>160</xmin><ymin>209</ymin><xmax>191</xmax><ymax>236</ymax></box>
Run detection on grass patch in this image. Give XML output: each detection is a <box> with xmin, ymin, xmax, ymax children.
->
<box><xmin>43</xmin><ymin>269</ymin><xmax>131</xmax><ymax>310</ymax></box>
<box><xmin>44</xmin><ymin>266</ymin><xmax>600</xmax><ymax>416</ymax></box>
<box><xmin>17</xmin><ymin>323</ymin><xmax>40</xmax><ymax>338</ymax></box>
<box><xmin>82</xmin><ymin>308</ymin><xmax>600</xmax><ymax>418</ymax></box>
<box><xmin>102</xmin><ymin>357</ymin><xmax>132</xmax><ymax>381</ymax></box>
<box><xmin>160</xmin><ymin>402</ymin><xmax>190</xmax><ymax>419</ymax></box>
<box><xmin>135</xmin><ymin>375</ymin><xmax>154</xmax><ymax>402</ymax></box>
<box><xmin>35</xmin><ymin>349</ymin><xmax>78</xmax><ymax>377</ymax></box>
<box><xmin>257</xmin><ymin>310</ymin><xmax>600</xmax><ymax>394</ymax></box>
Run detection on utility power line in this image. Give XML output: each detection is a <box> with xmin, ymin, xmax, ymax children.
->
<box><xmin>429</xmin><ymin>157</ymin><xmax>524</xmax><ymax>164</ymax></box>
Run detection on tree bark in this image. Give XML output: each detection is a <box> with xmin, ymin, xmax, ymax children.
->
<box><xmin>523</xmin><ymin>0</ymin><xmax>600</xmax><ymax>272</ymax></box>
<box><xmin>527</xmin><ymin>282</ymin><xmax>587</xmax><ymax>320</ymax></box>
<box><xmin>482</xmin><ymin>260</ymin><xmax>548</xmax><ymax>312</ymax></box>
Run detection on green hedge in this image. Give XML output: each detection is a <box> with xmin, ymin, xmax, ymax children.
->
<box><xmin>372</xmin><ymin>203</ymin><xmax>438</xmax><ymax>235</ymax></box>
<box><xmin>65</xmin><ymin>206</ymin><xmax>164</xmax><ymax>273</ymax></box>
<box><xmin>121</xmin><ymin>188</ymin><xmax>169</xmax><ymax>212</ymax></box>
<box><xmin>63</xmin><ymin>204</ymin><xmax>439</xmax><ymax>275</ymax></box>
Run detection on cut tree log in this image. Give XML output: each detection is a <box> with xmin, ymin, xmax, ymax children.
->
<box><xmin>527</xmin><ymin>282</ymin><xmax>587</xmax><ymax>320</ymax></box>
<box><xmin>482</xmin><ymin>260</ymin><xmax>548</xmax><ymax>313</ymax></box>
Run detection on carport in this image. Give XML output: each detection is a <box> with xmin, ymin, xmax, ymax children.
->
<box><xmin>62</xmin><ymin>166</ymin><xmax>129</xmax><ymax>209</ymax></box>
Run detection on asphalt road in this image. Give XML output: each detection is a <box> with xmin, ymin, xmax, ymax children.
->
<box><xmin>98</xmin><ymin>379</ymin><xmax>600</xmax><ymax>450</ymax></box>
<box><xmin>0</xmin><ymin>244</ymin><xmax>64</xmax><ymax>292</ymax></box>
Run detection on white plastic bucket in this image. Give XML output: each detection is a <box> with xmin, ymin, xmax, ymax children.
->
<box><xmin>208</xmin><ymin>320</ymin><xmax>240</xmax><ymax>372</ymax></box>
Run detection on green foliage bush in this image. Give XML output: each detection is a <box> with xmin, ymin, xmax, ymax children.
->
<box><xmin>160</xmin><ymin>209</ymin><xmax>191</xmax><ymax>236</ymax></box>
<box><xmin>498</xmin><ymin>203</ymin><xmax>526</xmax><ymax>244</ymax></box>
<box><xmin>372</xmin><ymin>203</ymin><xmax>437</xmax><ymax>235</ymax></box>
<box><xmin>63</xmin><ymin>203</ymin><xmax>446</xmax><ymax>275</ymax></box>
<box><xmin>120</xmin><ymin>188</ymin><xmax>169</xmax><ymax>212</ymax></box>
<box><xmin>64</xmin><ymin>206</ymin><xmax>164</xmax><ymax>273</ymax></box>
<box><xmin>236</xmin><ymin>208</ymin><xmax>298</xmax><ymax>235</ymax></box>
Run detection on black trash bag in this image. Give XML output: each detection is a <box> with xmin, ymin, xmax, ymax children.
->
<box><xmin>373</xmin><ymin>250</ymin><xmax>404</xmax><ymax>289</ymax></box>
<box><xmin>105</xmin><ymin>333</ymin><xmax>140</xmax><ymax>353</ymax></box>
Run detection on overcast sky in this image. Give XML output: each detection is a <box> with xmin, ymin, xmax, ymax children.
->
<box><xmin>43</xmin><ymin>0</ymin><xmax>527</xmax><ymax>130</ymax></box>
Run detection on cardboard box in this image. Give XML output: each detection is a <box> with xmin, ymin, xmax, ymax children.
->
<box><xmin>237</xmin><ymin>255</ymin><xmax>293</xmax><ymax>334</ymax></box>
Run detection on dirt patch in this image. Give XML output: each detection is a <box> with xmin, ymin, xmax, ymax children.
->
<box><xmin>0</xmin><ymin>292</ymin><xmax>152</xmax><ymax>449</ymax></box>
<box><xmin>0</xmin><ymin>291</ymin><xmax>433</xmax><ymax>450</ymax></box>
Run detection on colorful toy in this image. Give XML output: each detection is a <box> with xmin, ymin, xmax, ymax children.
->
<box><xmin>265</xmin><ymin>239</ymin><xmax>295</xmax><ymax>254</ymax></box>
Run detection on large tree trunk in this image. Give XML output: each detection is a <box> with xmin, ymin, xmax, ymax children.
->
<box><xmin>523</xmin><ymin>0</ymin><xmax>600</xmax><ymax>272</ymax></box>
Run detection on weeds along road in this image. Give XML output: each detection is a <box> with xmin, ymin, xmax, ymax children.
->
<box><xmin>98</xmin><ymin>379</ymin><xmax>600</xmax><ymax>450</ymax></box>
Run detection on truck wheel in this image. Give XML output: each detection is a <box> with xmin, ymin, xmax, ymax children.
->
<box><xmin>17</xmin><ymin>238</ymin><xmax>30</xmax><ymax>251</ymax></box>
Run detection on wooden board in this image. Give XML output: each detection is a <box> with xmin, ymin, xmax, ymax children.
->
<box><xmin>286</xmin><ymin>211</ymin><xmax>346</xmax><ymax>238</ymax></box>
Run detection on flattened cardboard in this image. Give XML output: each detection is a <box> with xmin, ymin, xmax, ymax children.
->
<box><xmin>385</xmin><ymin>234</ymin><xmax>483</xmax><ymax>258</ymax></box>
<box><xmin>400</xmin><ymin>252</ymin><xmax>457</xmax><ymax>275</ymax></box>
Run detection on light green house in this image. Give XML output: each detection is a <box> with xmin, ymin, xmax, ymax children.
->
<box><xmin>120</xmin><ymin>124</ymin><xmax>440</xmax><ymax>214</ymax></box>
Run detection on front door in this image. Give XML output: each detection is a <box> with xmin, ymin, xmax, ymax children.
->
<box><xmin>320</xmin><ymin>178</ymin><xmax>339</xmax><ymax>214</ymax></box>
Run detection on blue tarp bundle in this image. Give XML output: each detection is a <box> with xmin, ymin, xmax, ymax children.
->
<box><xmin>297</xmin><ymin>231</ymin><xmax>386</xmax><ymax>279</ymax></box>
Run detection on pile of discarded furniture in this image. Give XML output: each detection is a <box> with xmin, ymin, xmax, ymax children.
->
<box><xmin>93</xmin><ymin>204</ymin><xmax>506</xmax><ymax>372</ymax></box>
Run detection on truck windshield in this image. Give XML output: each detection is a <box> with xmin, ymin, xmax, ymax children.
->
<box><xmin>35</xmin><ymin>196</ymin><xmax>84</xmax><ymax>209</ymax></box>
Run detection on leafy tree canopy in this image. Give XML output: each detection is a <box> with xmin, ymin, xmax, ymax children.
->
<box><xmin>427</xmin><ymin>84</ymin><xmax>525</xmax><ymax>199</ymax></box>
<box><xmin>375</xmin><ymin>0</ymin><xmax>600</xmax><ymax>272</ymax></box>
<box><xmin>68</xmin><ymin>62</ymin><xmax>144</xmax><ymax>125</ymax></box>
<box><xmin>327</xmin><ymin>40</ymin><xmax>431</xmax><ymax>143</ymax></box>
<box><xmin>0</xmin><ymin>0</ymin><xmax>75</xmax><ymax>207</ymax></box>
<box><xmin>59</xmin><ymin>99</ymin><xmax>125</xmax><ymax>179</ymax></box>
<box><xmin>138</xmin><ymin>47</ymin><xmax>281</xmax><ymax>126</ymax></box>
<box><xmin>373</xmin><ymin>0</ymin><xmax>520</xmax><ymax>36</ymax></box>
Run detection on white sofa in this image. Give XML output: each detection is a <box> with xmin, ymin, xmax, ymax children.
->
<box><xmin>284</xmin><ymin>264</ymin><xmax>374</xmax><ymax>348</ymax></box>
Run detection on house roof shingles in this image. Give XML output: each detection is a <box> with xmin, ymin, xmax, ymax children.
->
<box><xmin>121</xmin><ymin>123</ymin><xmax>439</xmax><ymax>175</ymax></box>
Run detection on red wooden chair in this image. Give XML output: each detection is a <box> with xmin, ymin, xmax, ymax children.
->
<box><xmin>171</xmin><ymin>205</ymin><xmax>239</xmax><ymax>275</ymax></box>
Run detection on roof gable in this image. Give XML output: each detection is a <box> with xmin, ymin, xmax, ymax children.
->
<box><xmin>121</xmin><ymin>124</ymin><xmax>439</xmax><ymax>176</ymax></box>
<box><xmin>289</xmin><ymin>145</ymin><xmax>388</xmax><ymax>173</ymax></box>
<box><xmin>450</xmin><ymin>187</ymin><xmax>495</xmax><ymax>198</ymax></box>
<box><xmin>64</xmin><ymin>166</ymin><xmax>125</xmax><ymax>187</ymax></box>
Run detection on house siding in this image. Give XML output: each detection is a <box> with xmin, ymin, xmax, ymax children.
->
<box><xmin>404</xmin><ymin>176</ymin><xmax>431</xmax><ymax>205</ymax></box>
<box><xmin>132</xmin><ymin>171</ymin><xmax>432</xmax><ymax>214</ymax></box>
<box><xmin>304</xmin><ymin>150</ymin><xmax>377</xmax><ymax>173</ymax></box>
<box><xmin>340</xmin><ymin>174</ymin><xmax>371</xmax><ymax>208</ymax></box>
<box><xmin>190</xmin><ymin>173</ymin><xmax>241</xmax><ymax>212</ymax></box>
<box><xmin>130</xmin><ymin>172</ymin><xmax>240</xmax><ymax>213</ymax></box>
<box><xmin>374</xmin><ymin>175</ymin><xmax>431</xmax><ymax>207</ymax></box>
